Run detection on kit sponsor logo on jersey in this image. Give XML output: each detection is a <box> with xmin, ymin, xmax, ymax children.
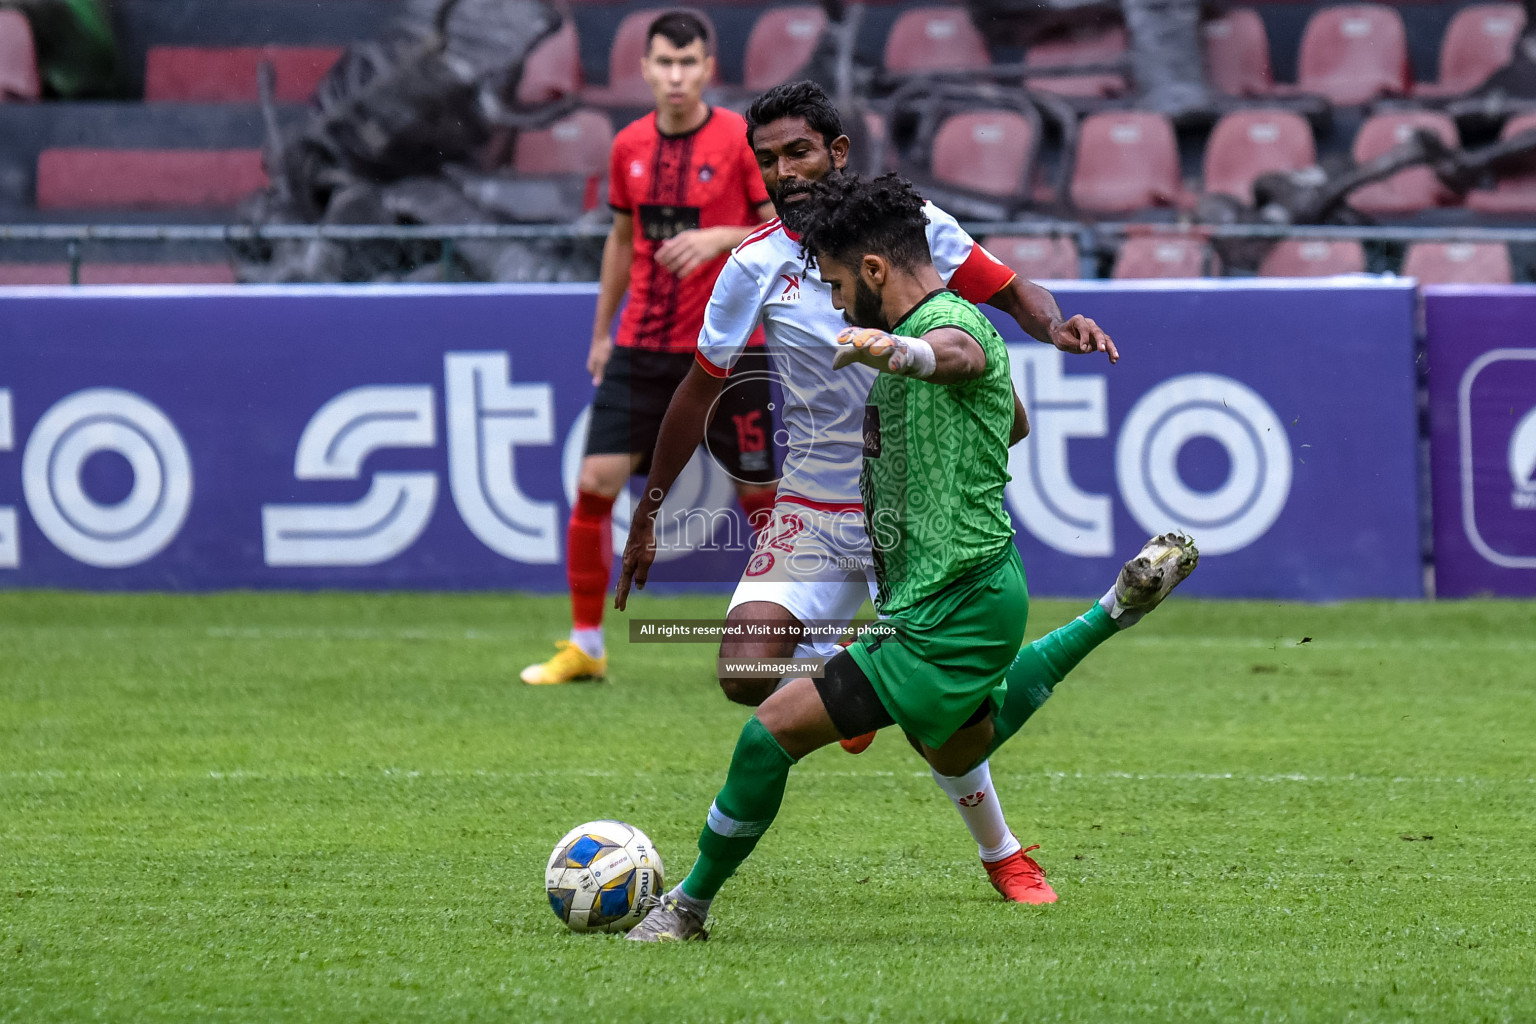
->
<box><xmin>697</xmin><ymin>163</ymin><xmax>714</xmax><ymax>182</ymax></box>
<box><xmin>777</xmin><ymin>274</ymin><xmax>801</xmax><ymax>301</ymax></box>
<box><xmin>638</xmin><ymin>204</ymin><xmax>701</xmax><ymax>242</ymax></box>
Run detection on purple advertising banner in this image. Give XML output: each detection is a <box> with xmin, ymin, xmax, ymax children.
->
<box><xmin>1425</xmin><ymin>286</ymin><xmax>1536</xmax><ymax>597</ymax></box>
<box><xmin>0</xmin><ymin>280</ymin><xmax>1422</xmax><ymax>599</ymax></box>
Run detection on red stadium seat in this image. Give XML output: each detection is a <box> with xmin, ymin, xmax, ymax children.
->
<box><xmin>984</xmin><ymin>235</ymin><xmax>1080</xmax><ymax>279</ymax></box>
<box><xmin>1202</xmin><ymin>8</ymin><xmax>1273</xmax><ymax>98</ymax></box>
<box><xmin>1069</xmin><ymin>112</ymin><xmax>1185</xmax><ymax>213</ymax></box>
<box><xmin>1347</xmin><ymin>112</ymin><xmax>1460</xmax><ymax>215</ymax></box>
<box><xmin>144</xmin><ymin>46</ymin><xmax>343</xmax><ymax>103</ymax></box>
<box><xmin>1112</xmin><ymin>235</ymin><xmax>1216</xmax><ymax>279</ymax></box>
<box><xmin>584</xmin><ymin>8</ymin><xmax>720</xmax><ymax>107</ymax></box>
<box><xmin>513</xmin><ymin>109</ymin><xmax>613</xmax><ymax>177</ymax></box>
<box><xmin>930</xmin><ymin>110</ymin><xmax>1035</xmax><ymax>198</ymax></box>
<box><xmin>1402</xmin><ymin>242</ymin><xmax>1512</xmax><ymax>284</ymax></box>
<box><xmin>1414</xmin><ymin>4</ymin><xmax>1525</xmax><ymax>98</ymax></box>
<box><xmin>0</xmin><ymin>262</ymin><xmax>237</xmax><ymax>285</ymax></box>
<box><xmin>0</xmin><ymin>8</ymin><xmax>41</xmax><ymax>101</ymax></box>
<box><xmin>883</xmin><ymin>7</ymin><xmax>989</xmax><ymax>74</ymax></box>
<box><xmin>1024</xmin><ymin>24</ymin><xmax>1127</xmax><ymax>98</ymax></box>
<box><xmin>1467</xmin><ymin>113</ymin><xmax>1536</xmax><ymax>213</ymax></box>
<box><xmin>36</xmin><ymin>149</ymin><xmax>268</xmax><ymax>209</ymax></box>
<box><xmin>1203</xmin><ymin>110</ymin><xmax>1315</xmax><ymax>204</ymax></box>
<box><xmin>1258</xmin><ymin>239</ymin><xmax>1367</xmax><ymax>276</ymax></box>
<box><xmin>744</xmin><ymin>7</ymin><xmax>827</xmax><ymax>91</ymax></box>
<box><xmin>517</xmin><ymin>21</ymin><xmax>582</xmax><ymax>105</ymax></box>
<box><xmin>1293</xmin><ymin>4</ymin><xmax>1410</xmax><ymax>105</ymax></box>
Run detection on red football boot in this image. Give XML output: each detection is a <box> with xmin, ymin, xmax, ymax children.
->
<box><xmin>984</xmin><ymin>844</ymin><xmax>1058</xmax><ymax>904</ymax></box>
<box><xmin>838</xmin><ymin>731</ymin><xmax>876</xmax><ymax>754</ymax></box>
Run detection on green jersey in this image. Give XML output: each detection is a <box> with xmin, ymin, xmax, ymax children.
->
<box><xmin>860</xmin><ymin>289</ymin><xmax>1016</xmax><ymax>614</ymax></box>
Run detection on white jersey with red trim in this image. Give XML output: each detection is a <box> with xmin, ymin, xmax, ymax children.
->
<box><xmin>695</xmin><ymin>200</ymin><xmax>1016</xmax><ymax>507</ymax></box>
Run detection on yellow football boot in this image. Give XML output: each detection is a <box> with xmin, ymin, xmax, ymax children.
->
<box><xmin>520</xmin><ymin>641</ymin><xmax>606</xmax><ymax>685</ymax></box>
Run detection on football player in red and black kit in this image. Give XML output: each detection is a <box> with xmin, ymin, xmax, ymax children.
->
<box><xmin>522</xmin><ymin>10</ymin><xmax>778</xmax><ymax>685</ymax></box>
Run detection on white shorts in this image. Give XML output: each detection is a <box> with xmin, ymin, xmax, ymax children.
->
<box><xmin>725</xmin><ymin>498</ymin><xmax>878</xmax><ymax>658</ymax></box>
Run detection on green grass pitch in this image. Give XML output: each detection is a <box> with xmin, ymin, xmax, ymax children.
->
<box><xmin>2</xmin><ymin>589</ymin><xmax>1533</xmax><ymax>1022</ymax></box>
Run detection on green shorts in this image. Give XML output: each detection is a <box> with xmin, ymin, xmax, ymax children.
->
<box><xmin>847</xmin><ymin>545</ymin><xmax>1029</xmax><ymax>749</ymax></box>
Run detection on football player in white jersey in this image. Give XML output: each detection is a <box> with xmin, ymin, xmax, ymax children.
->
<box><xmin>614</xmin><ymin>81</ymin><xmax>1192</xmax><ymax>907</ymax></box>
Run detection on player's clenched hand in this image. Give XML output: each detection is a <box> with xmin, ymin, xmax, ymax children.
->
<box><xmin>833</xmin><ymin>327</ymin><xmax>906</xmax><ymax>372</ymax></box>
<box><xmin>655</xmin><ymin>229</ymin><xmax>722</xmax><ymax>280</ymax></box>
<box><xmin>1050</xmin><ymin>314</ymin><xmax>1118</xmax><ymax>363</ymax></box>
<box><xmin>614</xmin><ymin>513</ymin><xmax>658</xmax><ymax>611</ymax></box>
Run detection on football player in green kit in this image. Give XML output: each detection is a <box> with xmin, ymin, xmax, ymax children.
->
<box><xmin>627</xmin><ymin>173</ymin><xmax>1199</xmax><ymax>941</ymax></box>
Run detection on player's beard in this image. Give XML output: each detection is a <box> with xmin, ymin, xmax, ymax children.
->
<box><xmin>842</xmin><ymin>276</ymin><xmax>888</xmax><ymax>331</ymax></box>
<box><xmin>775</xmin><ymin>186</ymin><xmax>817</xmax><ymax>234</ymax></box>
<box><xmin>774</xmin><ymin>168</ymin><xmax>840</xmax><ymax>235</ymax></box>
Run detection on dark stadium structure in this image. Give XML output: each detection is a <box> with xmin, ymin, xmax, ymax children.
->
<box><xmin>4</xmin><ymin>0</ymin><xmax>1536</xmax><ymax>281</ymax></box>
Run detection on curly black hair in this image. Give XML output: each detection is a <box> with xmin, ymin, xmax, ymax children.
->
<box><xmin>797</xmin><ymin>172</ymin><xmax>933</xmax><ymax>272</ymax></box>
<box><xmin>744</xmin><ymin>80</ymin><xmax>844</xmax><ymax>150</ymax></box>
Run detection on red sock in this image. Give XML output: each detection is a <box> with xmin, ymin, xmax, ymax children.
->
<box><xmin>567</xmin><ymin>490</ymin><xmax>615</xmax><ymax>630</ymax></box>
<box><xmin>738</xmin><ymin>487</ymin><xmax>778</xmax><ymax>546</ymax></box>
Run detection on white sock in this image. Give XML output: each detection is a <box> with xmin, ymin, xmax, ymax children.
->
<box><xmin>667</xmin><ymin>884</ymin><xmax>710</xmax><ymax>919</ymax></box>
<box><xmin>569</xmin><ymin>627</ymin><xmax>604</xmax><ymax>659</ymax></box>
<box><xmin>930</xmin><ymin>761</ymin><xmax>1022</xmax><ymax>863</ymax></box>
<box><xmin>1099</xmin><ymin>586</ymin><xmax>1142</xmax><ymax>629</ymax></box>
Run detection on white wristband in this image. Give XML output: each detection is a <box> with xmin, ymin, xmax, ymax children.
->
<box><xmin>890</xmin><ymin>334</ymin><xmax>937</xmax><ymax>379</ymax></box>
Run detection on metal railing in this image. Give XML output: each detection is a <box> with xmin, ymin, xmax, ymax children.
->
<box><xmin>3</xmin><ymin>220</ymin><xmax>1535</xmax><ymax>284</ymax></box>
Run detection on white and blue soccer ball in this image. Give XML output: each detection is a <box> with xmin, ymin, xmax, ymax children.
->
<box><xmin>545</xmin><ymin>820</ymin><xmax>664</xmax><ymax>933</ymax></box>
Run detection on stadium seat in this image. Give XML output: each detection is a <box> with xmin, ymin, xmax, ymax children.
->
<box><xmin>744</xmin><ymin>7</ymin><xmax>827</xmax><ymax>91</ymax></box>
<box><xmin>1347</xmin><ymin>112</ymin><xmax>1460</xmax><ymax>215</ymax></box>
<box><xmin>1202</xmin><ymin>8</ymin><xmax>1273</xmax><ymax>98</ymax></box>
<box><xmin>1467</xmin><ymin>113</ymin><xmax>1536</xmax><ymax>213</ymax></box>
<box><xmin>513</xmin><ymin>109</ymin><xmax>613</xmax><ymax>177</ymax></box>
<box><xmin>1414</xmin><ymin>4</ymin><xmax>1525</xmax><ymax>98</ymax></box>
<box><xmin>0</xmin><ymin>8</ymin><xmax>40</xmax><ymax>101</ymax></box>
<box><xmin>584</xmin><ymin>8</ymin><xmax>720</xmax><ymax>107</ymax></box>
<box><xmin>1069</xmin><ymin>112</ymin><xmax>1186</xmax><ymax>213</ymax></box>
<box><xmin>883</xmin><ymin>7</ymin><xmax>989</xmax><ymax>75</ymax></box>
<box><xmin>1024</xmin><ymin>24</ymin><xmax>1127</xmax><ymax>98</ymax></box>
<box><xmin>1258</xmin><ymin>239</ymin><xmax>1367</xmax><ymax>276</ymax></box>
<box><xmin>1402</xmin><ymin>242</ymin><xmax>1513</xmax><ymax>283</ymax></box>
<box><xmin>517</xmin><ymin>20</ymin><xmax>582</xmax><ymax>105</ymax></box>
<box><xmin>510</xmin><ymin>109</ymin><xmax>613</xmax><ymax>213</ymax></box>
<box><xmin>1293</xmin><ymin>4</ymin><xmax>1410</xmax><ymax>105</ymax></box>
<box><xmin>0</xmin><ymin>262</ymin><xmax>238</xmax><ymax>285</ymax></box>
<box><xmin>1112</xmin><ymin>235</ymin><xmax>1216</xmax><ymax>279</ymax></box>
<box><xmin>984</xmin><ymin>235</ymin><xmax>1080</xmax><ymax>279</ymax></box>
<box><xmin>36</xmin><ymin>149</ymin><xmax>268</xmax><ymax>209</ymax></box>
<box><xmin>1203</xmin><ymin>110</ymin><xmax>1316</xmax><ymax>204</ymax></box>
<box><xmin>930</xmin><ymin>110</ymin><xmax>1035</xmax><ymax>199</ymax></box>
<box><xmin>144</xmin><ymin>46</ymin><xmax>343</xmax><ymax>103</ymax></box>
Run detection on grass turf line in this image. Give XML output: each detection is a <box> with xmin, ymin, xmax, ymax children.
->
<box><xmin>1</xmin><ymin>591</ymin><xmax>1533</xmax><ymax>1022</ymax></box>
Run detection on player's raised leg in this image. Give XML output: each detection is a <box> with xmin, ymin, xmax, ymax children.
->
<box><xmin>986</xmin><ymin>532</ymin><xmax>1200</xmax><ymax>753</ymax></box>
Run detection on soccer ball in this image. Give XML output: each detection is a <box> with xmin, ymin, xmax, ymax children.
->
<box><xmin>544</xmin><ymin>820</ymin><xmax>664</xmax><ymax>933</ymax></box>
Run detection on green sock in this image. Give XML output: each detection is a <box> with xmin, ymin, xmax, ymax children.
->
<box><xmin>679</xmin><ymin>716</ymin><xmax>797</xmax><ymax>902</ymax></box>
<box><xmin>987</xmin><ymin>602</ymin><xmax>1119</xmax><ymax>758</ymax></box>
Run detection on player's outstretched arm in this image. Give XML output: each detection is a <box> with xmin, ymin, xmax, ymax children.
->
<box><xmin>987</xmin><ymin>276</ymin><xmax>1118</xmax><ymax>364</ymax></box>
<box><xmin>614</xmin><ymin>362</ymin><xmax>726</xmax><ymax>609</ymax></box>
<box><xmin>833</xmin><ymin>326</ymin><xmax>986</xmax><ymax>385</ymax></box>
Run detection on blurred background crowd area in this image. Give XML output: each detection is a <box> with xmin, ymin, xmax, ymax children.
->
<box><xmin>3</xmin><ymin>0</ymin><xmax>1536</xmax><ymax>284</ymax></box>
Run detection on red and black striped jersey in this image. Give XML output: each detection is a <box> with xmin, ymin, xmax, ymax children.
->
<box><xmin>608</xmin><ymin>107</ymin><xmax>769</xmax><ymax>353</ymax></box>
